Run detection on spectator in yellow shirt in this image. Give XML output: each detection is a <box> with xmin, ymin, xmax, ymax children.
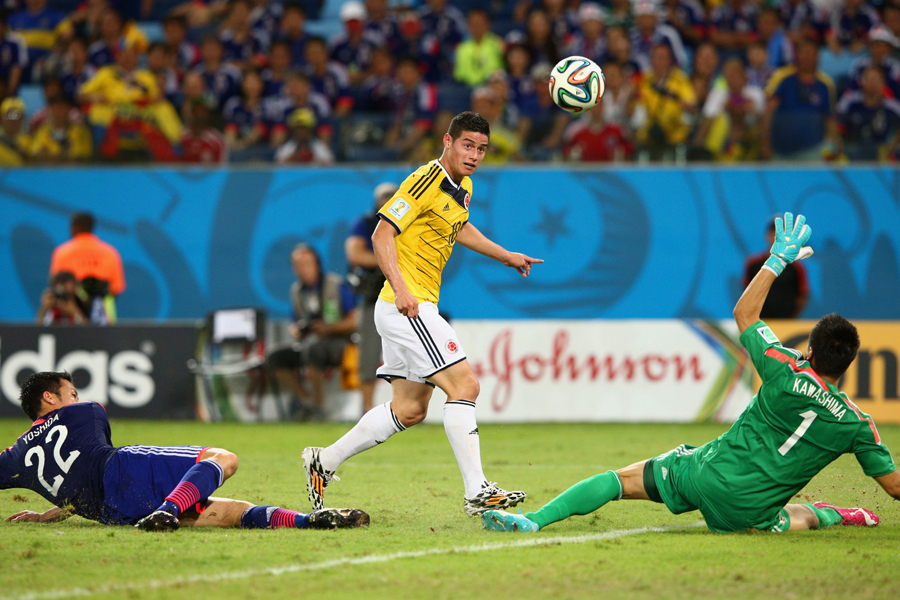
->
<box><xmin>78</xmin><ymin>43</ymin><xmax>181</xmax><ymax>158</ymax></box>
<box><xmin>453</xmin><ymin>9</ymin><xmax>504</xmax><ymax>87</ymax></box>
<box><xmin>29</xmin><ymin>95</ymin><xmax>92</xmax><ymax>163</ymax></box>
<box><xmin>0</xmin><ymin>96</ymin><xmax>30</xmax><ymax>165</ymax></box>
<box><xmin>635</xmin><ymin>43</ymin><xmax>697</xmax><ymax>158</ymax></box>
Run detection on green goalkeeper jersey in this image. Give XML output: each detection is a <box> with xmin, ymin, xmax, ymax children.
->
<box><xmin>686</xmin><ymin>321</ymin><xmax>895</xmax><ymax>525</ymax></box>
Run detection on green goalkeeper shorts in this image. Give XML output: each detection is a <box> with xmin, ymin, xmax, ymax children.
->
<box><xmin>646</xmin><ymin>444</ymin><xmax>790</xmax><ymax>533</ymax></box>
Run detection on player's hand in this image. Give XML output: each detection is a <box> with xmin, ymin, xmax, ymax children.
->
<box><xmin>765</xmin><ymin>212</ymin><xmax>813</xmax><ymax>276</ymax></box>
<box><xmin>6</xmin><ymin>510</ymin><xmax>45</xmax><ymax>523</ymax></box>
<box><xmin>503</xmin><ymin>252</ymin><xmax>544</xmax><ymax>278</ymax></box>
<box><xmin>394</xmin><ymin>288</ymin><xmax>419</xmax><ymax>319</ymax></box>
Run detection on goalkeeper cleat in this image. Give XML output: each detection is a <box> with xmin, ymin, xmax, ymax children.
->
<box><xmin>308</xmin><ymin>508</ymin><xmax>370</xmax><ymax>529</ymax></box>
<box><xmin>135</xmin><ymin>508</ymin><xmax>180</xmax><ymax>532</ymax></box>
<box><xmin>481</xmin><ymin>510</ymin><xmax>539</xmax><ymax>533</ymax></box>
<box><xmin>303</xmin><ymin>446</ymin><xmax>338</xmax><ymax>511</ymax></box>
<box><xmin>813</xmin><ymin>502</ymin><xmax>879</xmax><ymax>527</ymax></box>
<box><xmin>463</xmin><ymin>481</ymin><xmax>526</xmax><ymax>516</ymax></box>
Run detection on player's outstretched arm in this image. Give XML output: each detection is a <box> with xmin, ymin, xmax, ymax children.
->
<box><xmin>734</xmin><ymin>212</ymin><xmax>813</xmax><ymax>333</ymax></box>
<box><xmin>6</xmin><ymin>506</ymin><xmax>70</xmax><ymax>523</ymax></box>
<box><xmin>372</xmin><ymin>218</ymin><xmax>419</xmax><ymax>318</ymax></box>
<box><xmin>456</xmin><ymin>223</ymin><xmax>543</xmax><ymax>278</ymax></box>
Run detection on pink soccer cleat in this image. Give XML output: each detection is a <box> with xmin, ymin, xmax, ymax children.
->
<box><xmin>814</xmin><ymin>502</ymin><xmax>880</xmax><ymax>527</ymax></box>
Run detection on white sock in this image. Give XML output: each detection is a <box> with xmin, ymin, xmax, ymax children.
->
<box><xmin>318</xmin><ymin>401</ymin><xmax>405</xmax><ymax>472</ymax></box>
<box><xmin>443</xmin><ymin>400</ymin><xmax>486</xmax><ymax>498</ymax></box>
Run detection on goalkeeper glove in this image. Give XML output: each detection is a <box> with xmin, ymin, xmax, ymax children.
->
<box><xmin>763</xmin><ymin>212</ymin><xmax>813</xmax><ymax>277</ymax></box>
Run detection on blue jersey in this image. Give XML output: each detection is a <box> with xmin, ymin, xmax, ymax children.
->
<box><xmin>0</xmin><ymin>402</ymin><xmax>116</xmax><ymax>521</ymax></box>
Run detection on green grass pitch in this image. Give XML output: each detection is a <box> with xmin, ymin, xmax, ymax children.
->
<box><xmin>2</xmin><ymin>420</ymin><xmax>899</xmax><ymax>600</ymax></box>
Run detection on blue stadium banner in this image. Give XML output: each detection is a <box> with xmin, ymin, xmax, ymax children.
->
<box><xmin>0</xmin><ymin>325</ymin><xmax>198</xmax><ymax>419</ymax></box>
<box><xmin>0</xmin><ymin>166</ymin><xmax>898</xmax><ymax>321</ymax></box>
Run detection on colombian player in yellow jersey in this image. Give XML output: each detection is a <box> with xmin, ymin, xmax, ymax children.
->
<box><xmin>304</xmin><ymin>112</ymin><xmax>543</xmax><ymax>516</ymax></box>
<box><xmin>484</xmin><ymin>213</ymin><xmax>900</xmax><ymax>534</ymax></box>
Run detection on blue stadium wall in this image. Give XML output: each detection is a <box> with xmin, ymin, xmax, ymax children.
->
<box><xmin>1</xmin><ymin>165</ymin><xmax>898</xmax><ymax>321</ymax></box>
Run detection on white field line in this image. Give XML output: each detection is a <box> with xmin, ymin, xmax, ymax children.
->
<box><xmin>7</xmin><ymin>522</ymin><xmax>705</xmax><ymax>600</ymax></box>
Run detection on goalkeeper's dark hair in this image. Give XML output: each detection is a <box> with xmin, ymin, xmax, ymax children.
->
<box><xmin>19</xmin><ymin>372</ymin><xmax>72</xmax><ymax>421</ymax></box>
<box><xmin>448</xmin><ymin>111</ymin><xmax>490</xmax><ymax>141</ymax></box>
<box><xmin>808</xmin><ymin>314</ymin><xmax>860</xmax><ymax>378</ymax></box>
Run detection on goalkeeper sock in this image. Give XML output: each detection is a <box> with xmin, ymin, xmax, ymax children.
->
<box><xmin>319</xmin><ymin>401</ymin><xmax>406</xmax><ymax>472</ymax></box>
<box><xmin>525</xmin><ymin>471</ymin><xmax>623</xmax><ymax>530</ymax></box>
<box><xmin>240</xmin><ymin>506</ymin><xmax>310</xmax><ymax>529</ymax></box>
<box><xmin>160</xmin><ymin>459</ymin><xmax>225</xmax><ymax>516</ymax></box>
<box><xmin>804</xmin><ymin>504</ymin><xmax>843</xmax><ymax>529</ymax></box>
<box><xmin>444</xmin><ymin>400</ymin><xmax>487</xmax><ymax>499</ymax></box>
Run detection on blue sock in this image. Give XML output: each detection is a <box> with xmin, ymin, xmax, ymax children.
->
<box><xmin>240</xmin><ymin>506</ymin><xmax>311</xmax><ymax>529</ymax></box>
<box><xmin>158</xmin><ymin>459</ymin><xmax>225</xmax><ymax>516</ymax></box>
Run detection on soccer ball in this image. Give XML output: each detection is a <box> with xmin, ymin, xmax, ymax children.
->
<box><xmin>549</xmin><ymin>56</ymin><xmax>605</xmax><ymax>114</ymax></box>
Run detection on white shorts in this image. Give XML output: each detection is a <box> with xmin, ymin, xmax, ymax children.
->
<box><xmin>374</xmin><ymin>298</ymin><xmax>466</xmax><ymax>384</ymax></box>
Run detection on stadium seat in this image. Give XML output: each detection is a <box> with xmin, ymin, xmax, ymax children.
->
<box><xmin>321</xmin><ymin>0</ymin><xmax>347</xmax><ymax>20</ymax></box>
<box><xmin>306</xmin><ymin>19</ymin><xmax>343</xmax><ymax>42</ymax></box>
<box><xmin>138</xmin><ymin>21</ymin><xmax>165</xmax><ymax>43</ymax></box>
<box><xmin>18</xmin><ymin>84</ymin><xmax>45</xmax><ymax>118</ymax></box>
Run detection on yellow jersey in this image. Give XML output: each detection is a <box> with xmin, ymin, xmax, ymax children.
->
<box><xmin>378</xmin><ymin>159</ymin><xmax>472</xmax><ymax>305</ymax></box>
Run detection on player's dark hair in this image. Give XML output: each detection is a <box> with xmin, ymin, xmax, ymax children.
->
<box><xmin>19</xmin><ymin>372</ymin><xmax>72</xmax><ymax>421</ymax></box>
<box><xmin>808</xmin><ymin>313</ymin><xmax>860</xmax><ymax>378</ymax></box>
<box><xmin>71</xmin><ymin>212</ymin><xmax>94</xmax><ymax>234</ymax></box>
<box><xmin>448</xmin><ymin>111</ymin><xmax>490</xmax><ymax>141</ymax></box>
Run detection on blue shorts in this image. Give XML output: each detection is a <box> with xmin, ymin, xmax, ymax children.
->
<box><xmin>100</xmin><ymin>445</ymin><xmax>208</xmax><ymax>525</ymax></box>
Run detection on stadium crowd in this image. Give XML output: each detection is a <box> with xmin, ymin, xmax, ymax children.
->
<box><xmin>1</xmin><ymin>0</ymin><xmax>899</xmax><ymax>164</ymax></box>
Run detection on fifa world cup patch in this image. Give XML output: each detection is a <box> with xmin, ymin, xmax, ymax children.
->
<box><xmin>387</xmin><ymin>198</ymin><xmax>411</xmax><ymax>220</ymax></box>
<box><xmin>445</xmin><ymin>340</ymin><xmax>459</xmax><ymax>354</ymax></box>
<box><xmin>757</xmin><ymin>325</ymin><xmax>779</xmax><ymax>344</ymax></box>
<box><xmin>464</xmin><ymin>193</ymin><xmax>470</xmax><ymax>209</ymax></box>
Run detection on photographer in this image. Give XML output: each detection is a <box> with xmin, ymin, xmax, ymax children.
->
<box><xmin>267</xmin><ymin>244</ymin><xmax>357</xmax><ymax>419</ymax></box>
<box><xmin>36</xmin><ymin>271</ymin><xmax>88</xmax><ymax>325</ymax></box>
<box><xmin>345</xmin><ymin>182</ymin><xmax>397</xmax><ymax>414</ymax></box>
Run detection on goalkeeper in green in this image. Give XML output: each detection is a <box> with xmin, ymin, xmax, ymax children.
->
<box><xmin>483</xmin><ymin>212</ymin><xmax>900</xmax><ymax>533</ymax></box>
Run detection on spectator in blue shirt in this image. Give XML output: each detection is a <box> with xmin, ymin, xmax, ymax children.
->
<box><xmin>365</xmin><ymin>0</ymin><xmax>400</xmax><ymax>52</ymax></box>
<box><xmin>708</xmin><ymin>0</ymin><xmax>758</xmax><ymax>53</ymax></box>
<box><xmin>274</xmin><ymin>2</ymin><xmax>309</xmax><ymax>66</ymax></box>
<box><xmin>304</xmin><ymin>36</ymin><xmax>353</xmax><ymax>117</ymax></box>
<box><xmin>330</xmin><ymin>1</ymin><xmax>379</xmax><ymax>86</ymax></box>
<box><xmin>224</xmin><ymin>68</ymin><xmax>268</xmax><ymax>151</ymax></box>
<box><xmin>779</xmin><ymin>0</ymin><xmax>828</xmax><ymax>44</ymax></box>
<box><xmin>264</xmin><ymin>70</ymin><xmax>332</xmax><ymax>149</ymax></box>
<box><xmin>761</xmin><ymin>37</ymin><xmax>836</xmax><ymax>161</ymax></box>
<box><xmin>756</xmin><ymin>6</ymin><xmax>793</xmax><ymax>70</ymax></box>
<box><xmin>162</xmin><ymin>15</ymin><xmax>200</xmax><ymax>74</ymax></box>
<box><xmin>219</xmin><ymin>0</ymin><xmax>268</xmax><ymax>68</ymax></box>
<box><xmin>835</xmin><ymin>65</ymin><xmax>900</xmax><ymax>161</ymax></box>
<box><xmin>192</xmin><ymin>36</ymin><xmax>243</xmax><ymax>110</ymax></box>
<box><xmin>0</xmin><ymin>10</ymin><xmax>27</xmax><ymax>96</ymax></box>
<box><xmin>8</xmin><ymin>0</ymin><xmax>64</xmax><ymax>81</ymax></box>
<box><xmin>564</xmin><ymin>2</ymin><xmax>606</xmax><ymax>65</ymax></box>
<box><xmin>59</xmin><ymin>36</ymin><xmax>94</xmax><ymax>104</ymax></box>
<box><xmin>661</xmin><ymin>0</ymin><xmax>706</xmax><ymax>49</ymax></box>
<box><xmin>827</xmin><ymin>0</ymin><xmax>880</xmax><ymax>55</ymax></box>
<box><xmin>418</xmin><ymin>0</ymin><xmax>466</xmax><ymax>79</ymax></box>
<box><xmin>849</xmin><ymin>25</ymin><xmax>900</xmax><ymax>99</ymax></box>
<box><xmin>262</xmin><ymin>40</ymin><xmax>291</xmax><ymax>98</ymax></box>
<box><xmin>384</xmin><ymin>55</ymin><xmax>437</xmax><ymax>160</ymax></box>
